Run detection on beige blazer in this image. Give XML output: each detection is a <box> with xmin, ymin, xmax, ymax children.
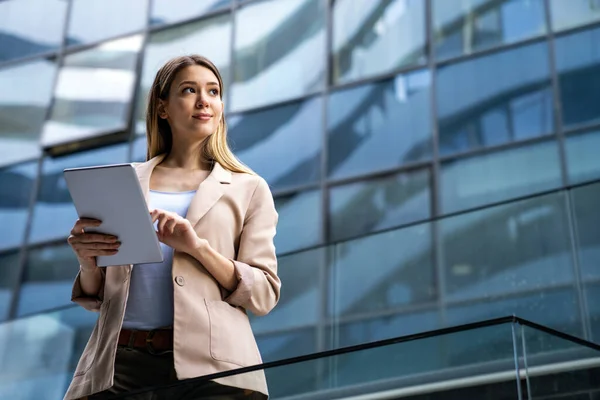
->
<box><xmin>63</xmin><ymin>154</ymin><xmax>280</xmax><ymax>400</ymax></box>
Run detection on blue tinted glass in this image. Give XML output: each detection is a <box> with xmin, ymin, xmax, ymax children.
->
<box><xmin>229</xmin><ymin>97</ymin><xmax>322</xmax><ymax>191</ymax></box>
<box><xmin>0</xmin><ymin>59</ymin><xmax>56</xmax><ymax>166</ymax></box>
<box><xmin>136</xmin><ymin>14</ymin><xmax>232</xmax><ymax>135</ymax></box>
<box><xmin>447</xmin><ymin>289</ymin><xmax>582</xmax><ymax>336</ymax></box>
<box><xmin>329</xmin><ymin>168</ymin><xmax>431</xmax><ymax>242</ymax></box>
<box><xmin>571</xmin><ymin>182</ymin><xmax>600</xmax><ymax>282</ymax></box>
<box><xmin>274</xmin><ymin>190</ymin><xmax>322</xmax><ymax>254</ymax></box>
<box><xmin>329</xmin><ymin>224</ymin><xmax>435</xmax><ymax>318</ymax></box>
<box><xmin>28</xmin><ymin>143</ymin><xmax>129</xmax><ymax>245</ymax></box>
<box><xmin>131</xmin><ymin>136</ymin><xmax>147</xmax><ymax>163</ymax></box>
<box><xmin>0</xmin><ymin>251</ymin><xmax>21</xmax><ymax>321</ymax></box>
<box><xmin>550</xmin><ymin>0</ymin><xmax>600</xmax><ymax>32</ymax></box>
<box><xmin>328</xmin><ymin>70</ymin><xmax>432</xmax><ymax>180</ymax></box>
<box><xmin>151</xmin><ymin>0</ymin><xmax>230</xmax><ymax>26</ymax></box>
<box><xmin>587</xmin><ymin>284</ymin><xmax>600</xmax><ymax>343</ymax></box>
<box><xmin>67</xmin><ymin>0</ymin><xmax>148</xmax><ymax>46</ymax></box>
<box><xmin>555</xmin><ymin>26</ymin><xmax>600</xmax><ymax>129</ymax></box>
<box><xmin>332</xmin><ymin>0</ymin><xmax>426</xmax><ymax>84</ymax></box>
<box><xmin>0</xmin><ymin>162</ymin><xmax>37</xmax><ymax>251</ymax></box>
<box><xmin>0</xmin><ymin>0</ymin><xmax>67</xmax><ymax>62</ymax></box>
<box><xmin>437</xmin><ymin>42</ymin><xmax>553</xmax><ymax>155</ymax></box>
<box><xmin>441</xmin><ymin>140</ymin><xmax>562</xmax><ymax>213</ymax></box>
<box><xmin>433</xmin><ymin>0</ymin><xmax>546</xmax><ymax>60</ymax></box>
<box><xmin>17</xmin><ymin>243</ymin><xmax>79</xmax><ymax>317</ymax></box>
<box><xmin>441</xmin><ymin>192</ymin><xmax>574</xmax><ymax>303</ymax></box>
<box><xmin>566</xmin><ymin>130</ymin><xmax>600</xmax><ymax>184</ymax></box>
<box><xmin>231</xmin><ymin>0</ymin><xmax>326</xmax><ymax>111</ymax></box>
<box><xmin>251</xmin><ymin>248</ymin><xmax>323</xmax><ymax>334</ymax></box>
<box><xmin>42</xmin><ymin>35</ymin><xmax>143</xmax><ymax>147</ymax></box>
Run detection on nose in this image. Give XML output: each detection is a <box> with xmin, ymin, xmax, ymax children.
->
<box><xmin>196</xmin><ymin>95</ymin><xmax>208</xmax><ymax>108</ymax></box>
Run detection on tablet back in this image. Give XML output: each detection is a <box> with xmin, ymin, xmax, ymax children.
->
<box><xmin>63</xmin><ymin>163</ymin><xmax>163</xmax><ymax>267</ymax></box>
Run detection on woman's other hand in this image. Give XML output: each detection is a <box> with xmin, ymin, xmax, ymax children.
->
<box><xmin>67</xmin><ymin>218</ymin><xmax>121</xmax><ymax>270</ymax></box>
<box><xmin>150</xmin><ymin>209</ymin><xmax>206</xmax><ymax>255</ymax></box>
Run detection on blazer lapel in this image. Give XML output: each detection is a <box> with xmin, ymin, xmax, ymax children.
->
<box><xmin>186</xmin><ymin>161</ymin><xmax>231</xmax><ymax>227</ymax></box>
<box><xmin>135</xmin><ymin>154</ymin><xmax>166</xmax><ymax>202</ymax></box>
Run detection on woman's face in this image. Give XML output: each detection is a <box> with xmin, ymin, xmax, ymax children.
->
<box><xmin>159</xmin><ymin>65</ymin><xmax>224</xmax><ymax>143</ymax></box>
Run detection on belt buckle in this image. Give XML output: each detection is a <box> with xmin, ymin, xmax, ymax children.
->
<box><xmin>145</xmin><ymin>330</ymin><xmax>157</xmax><ymax>355</ymax></box>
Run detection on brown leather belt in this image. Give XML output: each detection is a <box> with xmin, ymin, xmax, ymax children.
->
<box><xmin>118</xmin><ymin>328</ymin><xmax>173</xmax><ymax>353</ymax></box>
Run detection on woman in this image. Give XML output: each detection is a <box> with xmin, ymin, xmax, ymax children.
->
<box><xmin>63</xmin><ymin>55</ymin><xmax>280</xmax><ymax>400</ymax></box>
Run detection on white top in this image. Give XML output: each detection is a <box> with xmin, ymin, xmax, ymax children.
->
<box><xmin>122</xmin><ymin>189</ymin><xmax>196</xmax><ymax>330</ymax></box>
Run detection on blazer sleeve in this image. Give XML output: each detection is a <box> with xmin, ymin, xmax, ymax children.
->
<box><xmin>71</xmin><ymin>267</ymin><xmax>106</xmax><ymax>312</ymax></box>
<box><xmin>224</xmin><ymin>177</ymin><xmax>280</xmax><ymax>316</ymax></box>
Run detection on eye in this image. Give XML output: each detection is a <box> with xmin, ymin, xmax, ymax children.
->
<box><xmin>182</xmin><ymin>87</ymin><xmax>195</xmax><ymax>94</ymax></box>
<box><xmin>209</xmin><ymin>88</ymin><xmax>219</xmax><ymax>96</ymax></box>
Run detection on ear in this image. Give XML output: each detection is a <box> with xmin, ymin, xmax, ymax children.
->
<box><xmin>158</xmin><ymin>100</ymin><xmax>168</xmax><ymax>119</ymax></box>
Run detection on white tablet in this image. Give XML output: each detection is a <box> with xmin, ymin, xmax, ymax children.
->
<box><xmin>63</xmin><ymin>163</ymin><xmax>163</xmax><ymax>267</ymax></box>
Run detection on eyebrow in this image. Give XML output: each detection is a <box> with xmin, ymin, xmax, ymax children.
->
<box><xmin>178</xmin><ymin>80</ymin><xmax>220</xmax><ymax>87</ymax></box>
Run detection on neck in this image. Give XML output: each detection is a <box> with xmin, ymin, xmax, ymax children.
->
<box><xmin>161</xmin><ymin>139</ymin><xmax>212</xmax><ymax>170</ymax></box>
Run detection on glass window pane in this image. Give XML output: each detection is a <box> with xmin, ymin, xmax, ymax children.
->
<box><xmin>550</xmin><ymin>0</ymin><xmax>600</xmax><ymax>32</ymax></box>
<box><xmin>229</xmin><ymin>97</ymin><xmax>322</xmax><ymax>190</ymax></box>
<box><xmin>42</xmin><ymin>35</ymin><xmax>143</xmax><ymax>147</ymax></box>
<box><xmin>231</xmin><ymin>0</ymin><xmax>326</xmax><ymax>112</ymax></box>
<box><xmin>328</xmin><ymin>70</ymin><xmax>432</xmax><ymax>180</ymax></box>
<box><xmin>0</xmin><ymin>0</ymin><xmax>67</xmax><ymax>62</ymax></box>
<box><xmin>0</xmin><ymin>162</ymin><xmax>37</xmax><ymax>251</ymax></box>
<box><xmin>151</xmin><ymin>0</ymin><xmax>230</xmax><ymax>26</ymax></box>
<box><xmin>29</xmin><ymin>143</ymin><xmax>129</xmax><ymax>245</ymax></box>
<box><xmin>587</xmin><ymin>283</ymin><xmax>600</xmax><ymax>343</ymax></box>
<box><xmin>555</xmin><ymin>26</ymin><xmax>600</xmax><ymax>129</ymax></box>
<box><xmin>274</xmin><ymin>190</ymin><xmax>322</xmax><ymax>254</ymax></box>
<box><xmin>437</xmin><ymin>42</ymin><xmax>553</xmax><ymax>156</ymax></box>
<box><xmin>0</xmin><ymin>251</ymin><xmax>21</xmax><ymax>321</ymax></box>
<box><xmin>332</xmin><ymin>0</ymin><xmax>426</xmax><ymax>84</ymax></box>
<box><xmin>131</xmin><ymin>136</ymin><xmax>147</xmax><ymax>163</ymax></box>
<box><xmin>433</xmin><ymin>0</ymin><xmax>546</xmax><ymax>60</ymax></box>
<box><xmin>67</xmin><ymin>0</ymin><xmax>148</xmax><ymax>46</ymax></box>
<box><xmin>0</xmin><ymin>60</ymin><xmax>56</xmax><ymax>166</ymax></box>
<box><xmin>136</xmin><ymin>15</ymin><xmax>232</xmax><ymax>135</ymax></box>
<box><xmin>566</xmin><ymin>130</ymin><xmax>600</xmax><ymax>184</ymax></box>
<box><xmin>441</xmin><ymin>192</ymin><xmax>574</xmax><ymax>303</ymax></box>
<box><xmin>571</xmin><ymin>182</ymin><xmax>600</xmax><ymax>282</ymax></box>
<box><xmin>251</xmin><ymin>248</ymin><xmax>324</xmax><ymax>334</ymax></box>
<box><xmin>16</xmin><ymin>243</ymin><xmax>79</xmax><ymax>317</ymax></box>
<box><xmin>329</xmin><ymin>224</ymin><xmax>435</xmax><ymax>319</ymax></box>
<box><xmin>329</xmin><ymin>168</ymin><xmax>431</xmax><ymax>242</ymax></box>
<box><xmin>440</xmin><ymin>140</ymin><xmax>562</xmax><ymax>213</ymax></box>
<box><xmin>0</xmin><ymin>306</ymin><xmax>98</xmax><ymax>398</ymax></box>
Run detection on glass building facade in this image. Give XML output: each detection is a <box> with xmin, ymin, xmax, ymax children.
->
<box><xmin>1</xmin><ymin>0</ymin><xmax>600</xmax><ymax>398</ymax></box>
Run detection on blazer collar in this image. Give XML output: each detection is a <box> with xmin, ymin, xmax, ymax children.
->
<box><xmin>135</xmin><ymin>154</ymin><xmax>232</xmax><ymax>226</ymax></box>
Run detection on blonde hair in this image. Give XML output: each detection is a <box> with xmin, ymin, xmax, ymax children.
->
<box><xmin>145</xmin><ymin>55</ymin><xmax>254</xmax><ymax>175</ymax></box>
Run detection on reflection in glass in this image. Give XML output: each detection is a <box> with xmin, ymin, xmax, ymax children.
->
<box><xmin>550</xmin><ymin>0</ymin><xmax>600</xmax><ymax>32</ymax></box>
<box><xmin>150</xmin><ymin>0</ymin><xmax>230</xmax><ymax>26</ymax></box>
<box><xmin>274</xmin><ymin>190</ymin><xmax>322</xmax><ymax>254</ymax></box>
<box><xmin>0</xmin><ymin>0</ymin><xmax>67</xmax><ymax>62</ymax></box>
<box><xmin>555</xmin><ymin>26</ymin><xmax>600</xmax><ymax>129</ymax></box>
<box><xmin>42</xmin><ymin>35</ymin><xmax>142</xmax><ymax>147</ymax></box>
<box><xmin>0</xmin><ymin>60</ymin><xmax>56</xmax><ymax>166</ymax></box>
<box><xmin>0</xmin><ymin>306</ymin><xmax>98</xmax><ymax>399</ymax></box>
<box><xmin>571</xmin><ymin>183</ymin><xmax>600</xmax><ymax>282</ymax></box>
<box><xmin>437</xmin><ymin>42</ymin><xmax>553</xmax><ymax>155</ymax></box>
<box><xmin>67</xmin><ymin>0</ymin><xmax>148</xmax><ymax>46</ymax></box>
<box><xmin>231</xmin><ymin>0</ymin><xmax>326</xmax><ymax>111</ymax></box>
<box><xmin>28</xmin><ymin>143</ymin><xmax>129</xmax><ymax>245</ymax></box>
<box><xmin>332</xmin><ymin>0</ymin><xmax>426</xmax><ymax>84</ymax></box>
<box><xmin>329</xmin><ymin>225</ymin><xmax>435</xmax><ymax>318</ymax></box>
<box><xmin>447</xmin><ymin>289</ymin><xmax>582</xmax><ymax>336</ymax></box>
<box><xmin>566</xmin><ymin>130</ymin><xmax>600</xmax><ymax>184</ymax></box>
<box><xmin>329</xmin><ymin>168</ymin><xmax>430</xmax><ymax>241</ymax></box>
<box><xmin>441</xmin><ymin>193</ymin><xmax>574</xmax><ymax>303</ymax></box>
<box><xmin>0</xmin><ymin>162</ymin><xmax>37</xmax><ymax>251</ymax></box>
<box><xmin>229</xmin><ymin>97</ymin><xmax>322</xmax><ymax>190</ymax></box>
<box><xmin>16</xmin><ymin>243</ymin><xmax>80</xmax><ymax>317</ymax></box>
<box><xmin>251</xmin><ymin>249</ymin><xmax>323</xmax><ymax>334</ymax></box>
<box><xmin>433</xmin><ymin>0</ymin><xmax>546</xmax><ymax>60</ymax></box>
<box><xmin>131</xmin><ymin>136</ymin><xmax>147</xmax><ymax>163</ymax></box>
<box><xmin>328</xmin><ymin>70</ymin><xmax>432</xmax><ymax>180</ymax></box>
<box><xmin>587</xmin><ymin>284</ymin><xmax>600</xmax><ymax>343</ymax></box>
<box><xmin>136</xmin><ymin>15</ymin><xmax>232</xmax><ymax>135</ymax></box>
<box><xmin>440</xmin><ymin>140</ymin><xmax>562</xmax><ymax>213</ymax></box>
<box><xmin>0</xmin><ymin>251</ymin><xmax>21</xmax><ymax>321</ymax></box>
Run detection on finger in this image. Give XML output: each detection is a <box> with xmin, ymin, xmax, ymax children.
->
<box><xmin>165</xmin><ymin>218</ymin><xmax>178</xmax><ymax>235</ymax></box>
<box><xmin>79</xmin><ymin>248</ymin><xmax>119</xmax><ymax>257</ymax></box>
<box><xmin>74</xmin><ymin>242</ymin><xmax>121</xmax><ymax>253</ymax></box>
<box><xmin>71</xmin><ymin>218</ymin><xmax>102</xmax><ymax>235</ymax></box>
<box><xmin>70</xmin><ymin>233</ymin><xmax>118</xmax><ymax>243</ymax></box>
<box><xmin>151</xmin><ymin>210</ymin><xmax>162</xmax><ymax>224</ymax></box>
<box><xmin>157</xmin><ymin>214</ymin><xmax>170</xmax><ymax>235</ymax></box>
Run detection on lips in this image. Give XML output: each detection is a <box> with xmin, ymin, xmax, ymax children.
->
<box><xmin>192</xmin><ymin>113</ymin><xmax>212</xmax><ymax>120</ymax></box>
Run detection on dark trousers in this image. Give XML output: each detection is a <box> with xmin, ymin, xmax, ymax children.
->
<box><xmin>88</xmin><ymin>346</ymin><xmax>265</xmax><ymax>400</ymax></box>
